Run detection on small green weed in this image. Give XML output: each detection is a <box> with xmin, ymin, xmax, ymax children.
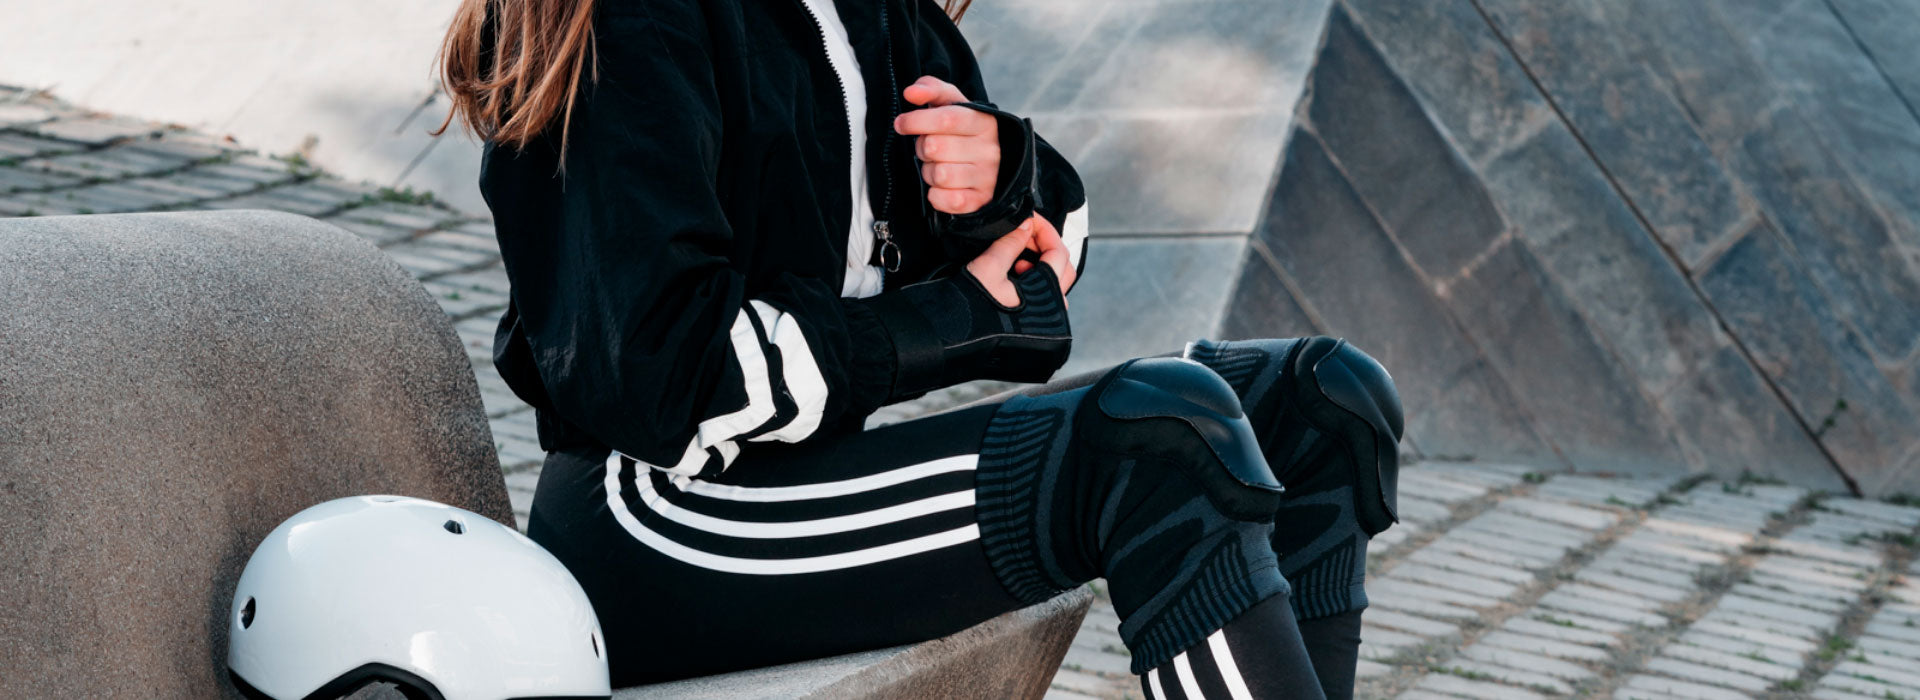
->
<box><xmin>369</xmin><ymin>185</ymin><xmax>437</xmax><ymax>206</ymax></box>
<box><xmin>1815</xmin><ymin>397</ymin><xmax>1850</xmax><ymax>438</ymax></box>
<box><xmin>1433</xmin><ymin>666</ymin><xmax>1495</xmax><ymax>682</ymax></box>
<box><xmin>1816</xmin><ymin>635</ymin><xmax>1854</xmax><ymax>662</ymax></box>
<box><xmin>274</xmin><ymin>151</ymin><xmax>311</xmax><ymax>171</ymax></box>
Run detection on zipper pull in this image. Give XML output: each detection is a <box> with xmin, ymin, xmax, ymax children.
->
<box><xmin>873</xmin><ymin>220</ymin><xmax>902</xmax><ymax>272</ymax></box>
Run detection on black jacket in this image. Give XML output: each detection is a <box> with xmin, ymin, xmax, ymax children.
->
<box><xmin>480</xmin><ymin>0</ymin><xmax>1087</xmax><ymax>475</ymax></box>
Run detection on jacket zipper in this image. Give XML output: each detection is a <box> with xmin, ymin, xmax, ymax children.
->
<box><xmin>873</xmin><ymin>3</ymin><xmax>901</xmax><ymax>272</ymax></box>
<box><xmin>793</xmin><ymin>0</ymin><xmax>902</xmax><ymax>274</ymax></box>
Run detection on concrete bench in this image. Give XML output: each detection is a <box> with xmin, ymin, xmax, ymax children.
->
<box><xmin>0</xmin><ymin>210</ymin><xmax>1090</xmax><ymax>699</ymax></box>
<box><xmin>619</xmin><ymin>588</ymin><xmax>1092</xmax><ymax>700</ymax></box>
<box><xmin>0</xmin><ymin>211</ymin><xmax>510</xmax><ymax>697</ymax></box>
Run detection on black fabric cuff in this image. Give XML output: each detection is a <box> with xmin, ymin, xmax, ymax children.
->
<box><xmin>841</xmin><ymin>299</ymin><xmax>911</xmax><ymax>414</ymax></box>
<box><xmin>1031</xmin><ymin>135</ymin><xmax>1086</xmax><ymax>237</ymax></box>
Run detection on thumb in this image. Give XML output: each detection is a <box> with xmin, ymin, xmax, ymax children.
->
<box><xmin>976</xmin><ymin>225</ymin><xmax>1034</xmax><ymax>271</ymax></box>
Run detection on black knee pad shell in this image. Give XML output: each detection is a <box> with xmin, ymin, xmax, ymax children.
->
<box><xmin>1285</xmin><ymin>337</ymin><xmax>1402</xmax><ymax>535</ymax></box>
<box><xmin>1079</xmin><ymin>358</ymin><xmax>1285</xmax><ymax>522</ymax></box>
<box><xmin>973</xmin><ymin>359</ymin><xmax>1292</xmax><ymax>671</ymax></box>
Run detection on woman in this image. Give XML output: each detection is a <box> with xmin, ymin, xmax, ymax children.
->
<box><xmin>438</xmin><ymin>1</ymin><xmax>1403</xmax><ymax>697</ymax></box>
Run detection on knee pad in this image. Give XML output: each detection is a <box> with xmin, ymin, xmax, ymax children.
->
<box><xmin>1081</xmin><ymin>357</ymin><xmax>1284</xmax><ymax>522</ymax></box>
<box><xmin>1286</xmin><ymin>337</ymin><xmax>1403</xmax><ymax>535</ymax></box>
<box><xmin>973</xmin><ymin>360</ymin><xmax>1292</xmax><ymax>673</ymax></box>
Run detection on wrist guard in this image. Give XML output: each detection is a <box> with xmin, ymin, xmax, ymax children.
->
<box><xmin>929</xmin><ymin>102</ymin><xmax>1039</xmax><ymax>261</ymax></box>
<box><xmin>858</xmin><ymin>263</ymin><xmax>1071</xmax><ymax>402</ymax></box>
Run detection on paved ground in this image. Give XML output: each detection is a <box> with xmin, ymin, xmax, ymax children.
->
<box><xmin>10</xmin><ymin>87</ymin><xmax>1920</xmax><ymax>699</ymax></box>
<box><xmin>1052</xmin><ymin>465</ymin><xmax>1920</xmax><ymax>700</ymax></box>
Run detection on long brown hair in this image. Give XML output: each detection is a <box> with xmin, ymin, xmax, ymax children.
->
<box><xmin>437</xmin><ymin>0</ymin><xmax>975</xmax><ymax>153</ymax></box>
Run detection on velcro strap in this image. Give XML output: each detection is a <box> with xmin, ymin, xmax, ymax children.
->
<box><xmin>863</xmin><ymin>289</ymin><xmax>948</xmax><ymax>399</ymax></box>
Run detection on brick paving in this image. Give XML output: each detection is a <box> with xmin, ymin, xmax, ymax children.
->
<box><xmin>10</xmin><ymin>86</ymin><xmax>1920</xmax><ymax>700</ymax></box>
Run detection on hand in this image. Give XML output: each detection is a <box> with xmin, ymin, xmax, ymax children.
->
<box><xmin>965</xmin><ymin>220</ymin><xmax>1035</xmax><ymax>307</ymax></box>
<box><xmin>1012</xmin><ymin>214</ymin><xmax>1075</xmax><ymax>297</ymax></box>
<box><xmin>895</xmin><ymin>76</ymin><xmax>1000</xmax><ymax>215</ymax></box>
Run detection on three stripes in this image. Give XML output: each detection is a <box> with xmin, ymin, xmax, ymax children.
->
<box><xmin>1145</xmin><ymin>629</ymin><xmax>1258</xmax><ymax>700</ymax></box>
<box><xmin>602</xmin><ymin>452</ymin><xmax>982</xmax><ymax>575</ymax></box>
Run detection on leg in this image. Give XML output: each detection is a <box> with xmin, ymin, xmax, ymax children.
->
<box><xmin>529</xmin><ymin>358</ymin><xmax>1327</xmax><ymax>696</ymax></box>
<box><xmin>1186</xmin><ymin>337</ymin><xmax>1403</xmax><ymax>699</ymax></box>
<box><xmin>527</xmin><ymin>405</ymin><xmax>1025</xmax><ymax>684</ymax></box>
<box><xmin>974</xmin><ymin>358</ymin><xmax>1324</xmax><ymax>697</ymax></box>
<box><xmin>1296</xmin><ymin>610</ymin><xmax>1365</xmax><ymax>700</ymax></box>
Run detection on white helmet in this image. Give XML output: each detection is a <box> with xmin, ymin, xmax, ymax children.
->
<box><xmin>226</xmin><ymin>495</ymin><xmax>611</xmax><ymax>700</ymax></box>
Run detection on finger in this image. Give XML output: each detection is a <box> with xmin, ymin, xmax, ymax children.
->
<box><xmin>1029</xmin><ymin>215</ymin><xmax>1065</xmax><ymax>253</ymax></box>
<box><xmin>920</xmin><ymin>162</ymin><xmax>992</xmax><ymax>191</ymax></box>
<box><xmin>1039</xmin><ymin>244</ymin><xmax>1075</xmax><ymax>295</ymax></box>
<box><xmin>915</xmin><ymin>134</ymin><xmax>1000</xmax><ymax>163</ymax></box>
<box><xmin>894</xmin><ymin>106</ymin><xmax>994</xmax><ymax>137</ymax></box>
<box><xmin>1024</xmin><ymin>216</ymin><xmax>1075</xmax><ymax>294</ymax></box>
<box><xmin>1013</xmin><ymin>260</ymin><xmax>1034</xmax><ymax>274</ymax></box>
<box><xmin>928</xmin><ymin>187</ymin><xmax>991</xmax><ymax>214</ymax></box>
<box><xmin>966</xmin><ymin>223</ymin><xmax>1035</xmax><ymax>307</ymax></box>
<box><xmin>977</xmin><ymin>225</ymin><xmax>1033</xmax><ymax>268</ymax></box>
<box><xmin>902</xmin><ymin>76</ymin><xmax>969</xmax><ymax>107</ymax></box>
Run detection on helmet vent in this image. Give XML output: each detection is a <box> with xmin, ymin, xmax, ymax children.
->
<box><xmin>443</xmin><ymin>519</ymin><xmax>465</xmax><ymax>535</ymax></box>
<box><xmin>240</xmin><ymin>597</ymin><xmax>256</xmax><ymax>629</ymax></box>
<box><xmin>591</xmin><ymin>633</ymin><xmax>601</xmax><ymax>658</ymax></box>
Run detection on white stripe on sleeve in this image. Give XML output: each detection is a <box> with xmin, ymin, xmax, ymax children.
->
<box><xmin>746</xmin><ymin>300</ymin><xmax>830</xmax><ymax>443</ymax></box>
<box><xmin>628</xmin><ymin>299</ymin><xmax>839</xmax><ymax>477</ymax></box>
<box><xmin>629</xmin><ymin>307</ymin><xmax>775</xmax><ymax>476</ymax></box>
<box><xmin>1062</xmin><ymin>204</ymin><xmax>1089</xmax><ymax>274</ymax></box>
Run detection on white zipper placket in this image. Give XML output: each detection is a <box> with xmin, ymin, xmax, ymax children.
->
<box><xmin>793</xmin><ymin>0</ymin><xmax>889</xmax><ymax>292</ymax></box>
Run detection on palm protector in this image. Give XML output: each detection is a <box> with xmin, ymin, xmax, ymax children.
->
<box><xmin>858</xmin><ymin>264</ymin><xmax>1070</xmax><ymax>403</ymax></box>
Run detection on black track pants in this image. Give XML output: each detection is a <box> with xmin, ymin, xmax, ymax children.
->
<box><xmin>527</xmin><ymin>350</ymin><xmax>1364</xmax><ymax>694</ymax></box>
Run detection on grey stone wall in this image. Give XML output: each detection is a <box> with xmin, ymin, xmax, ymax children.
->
<box><xmin>965</xmin><ymin>0</ymin><xmax>1920</xmax><ymax>495</ymax></box>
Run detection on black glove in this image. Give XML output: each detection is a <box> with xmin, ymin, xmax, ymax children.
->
<box><xmin>857</xmin><ymin>263</ymin><xmax>1071</xmax><ymax>403</ymax></box>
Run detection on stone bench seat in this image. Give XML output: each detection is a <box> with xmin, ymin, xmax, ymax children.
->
<box><xmin>619</xmin><ymin>588</ymin><xmax>1091</xmax><ymax>700</ymax></box>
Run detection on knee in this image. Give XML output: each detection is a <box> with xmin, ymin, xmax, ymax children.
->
<box><xmin>1188</xmin><ymin>335</ymin><xmax>1404</xmax><ymax>442</ymax></box>
<box><xmin>1082</xmin><ymin>357</ymin><xmax>1283</xmax><ymax>522</ymax></box>
<box><xmin>1289</xmin><ymin>337</ymin><xmax>1403</xmax><ymax>535</ymax></box>
<box><xmin>1294</xmin><ymin>336</ymin><xmax>1403</xmax><ymax>442</ymax></box>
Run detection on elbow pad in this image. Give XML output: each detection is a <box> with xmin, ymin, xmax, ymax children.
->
<box><xmin>858</xmin><ymin>264</ymin><xmax>1071</xmax><ymax>402</ymax></box>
